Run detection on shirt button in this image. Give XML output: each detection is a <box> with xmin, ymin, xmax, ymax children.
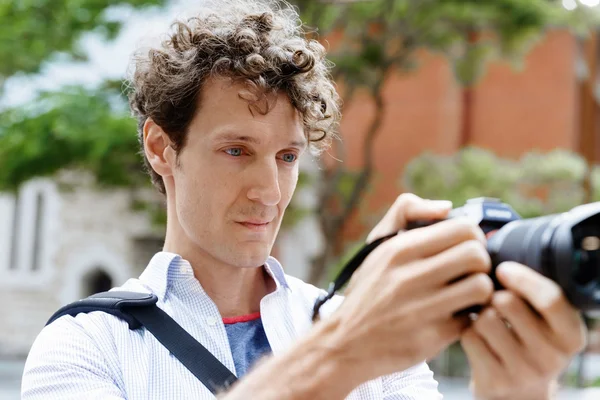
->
<box><xmin>179</xmin><ymin>266</ymin><xmax>187</xmax><ymax>274</ymax></box>
<box><xmin>206</xmin><ymin>316</ymin><xmax>218</xmax><ymax>326</ymax></box>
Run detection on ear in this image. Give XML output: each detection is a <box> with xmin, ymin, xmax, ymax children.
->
<box><xmin>143</xmin><ymin>118</ymin><xmax>176</xmax><ymax>178</ymax></box>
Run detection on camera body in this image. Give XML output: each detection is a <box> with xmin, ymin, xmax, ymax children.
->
<box><xmin>445</xmin><ymin>197</ymin><xmax>521</xmax><ymax>233</ymax></box>
<box><xmin>313</xmin><ymin>196</ymin><xmax>600</xmax><ymax>321</ymax></box>
<box><xmin>407</xmin><ymin>197</ymin><xmax>600</xmax><ymax>313</ymax></box>
<box><xmin>407</xmin><ymin>197</ymin><xmax>521</xmax><ymax>234</ymax></box>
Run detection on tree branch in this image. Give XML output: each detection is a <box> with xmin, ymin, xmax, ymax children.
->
<box><xmin>336</xmin><ymin>77</ymin><xmax>385</xmax><ymax>229</ymax></box>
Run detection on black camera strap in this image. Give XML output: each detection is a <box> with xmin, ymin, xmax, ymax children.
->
<box><xmin>312</xmin><ymin>232</ymin><xmax>398</xmax><ymax>320</ymax></box>
<box><xmin>46</xmin><ymin>291</ymin><xmax>238</xmax><ymax>395</ymax></box>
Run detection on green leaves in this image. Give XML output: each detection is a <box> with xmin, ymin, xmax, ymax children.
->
<box><xmin>0</xmin><ymin>1</ymin><xmax>169</xmax><ymax>193</ymax></box>
<box><xmin>0</xmin><ymin>85</ymin><xmax>146</xmax><ymax>192</ymax></box>
<box><xmin>403</xmin><ymin>147</ymin><xmax>598</xmax><ymax>218</ymax></box>
<box><xmin>297</xmin><ymin>0</ymin><xmax>598</xmax><ymax>89</ymax></box>
<box><xmin>0</xmin><ymin>0</ymin><xmax>166</xmax><ymax>83</ymax></box>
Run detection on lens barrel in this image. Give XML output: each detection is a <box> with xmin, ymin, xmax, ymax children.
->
<box><xmin>487</xmin><ymin>203</ymin><xmax>600</xmax><ymax>312</ymax></box>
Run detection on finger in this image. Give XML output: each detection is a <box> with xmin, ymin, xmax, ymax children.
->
<box><xmin>496</xmin><ymin>262</ymin><xmax>586</xmax><ymax>354</ymax></box>
<box><xmin>461</xmin><ymin>327</ymin><xmax>503</xmax><ymax>375</ymax></box>
<box><xmin>416</xmin><ymin>239</ymin><xmax>491</xmax><ymax>286</ymax></box>
<box><xmin>381</xmin><ymin>217</ymin><xmax>487</xmax><ymax>265</ymax></box>
<box><xmin>366</xmin><ymin>193</ymin><xmax>452</xmax><ymax>243</ymax></box>
<box><xmin>491</xmin><ymin>291</ymin><xmax>553</xmax><ymax>346</ymax></box>
<box><xmin>492</xmin><ymin>291</ymin><xmax>569</xmax><ymax>377</ymax></box>
<box><xmin>422</xmin><ymin>273</ymin><xmax>494</xmax><ymax>319</ymax></box>
<box><xmin>472</xmin><ymin>308</ymin><xmax>538</xmax><ymax>381</ymax></box>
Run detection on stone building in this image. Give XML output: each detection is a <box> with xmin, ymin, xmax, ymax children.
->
<box><xmin>0</xmin><ymin>175</ymin><xmax>164</xmax><ymax>357</ymax></box>
<box><xmin>0</xmin><ymin>158</ymin><xmax>323</xmax><ymax>358</ymax></box>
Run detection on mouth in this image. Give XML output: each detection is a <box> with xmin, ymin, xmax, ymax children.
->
<box><xmin>236</xmin><ymin>220</ymin><xmax>271</xmax><ymax>232</ymax></box>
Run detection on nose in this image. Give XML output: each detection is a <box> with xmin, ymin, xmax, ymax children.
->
<box><xmin>246</xmin><ymin>159</ymin><xmax>281</xmax><ymax>206</ymax></box>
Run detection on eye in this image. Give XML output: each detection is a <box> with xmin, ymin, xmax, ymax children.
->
<box><xmin>225</xmin><ymin>148</ymin><xmax>244</xmax><ymax>157</ymax></box>
<box><xmin>281</xmin><ymin>153</ymin><xmax>297</xmax><ymax>163</ymax></box>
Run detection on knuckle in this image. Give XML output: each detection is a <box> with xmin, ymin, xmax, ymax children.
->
<box><xmin>382</xmin><ymin>236</ymin><xmax>412</xmax><ymax>264</ymax></box>
<box><xmin>453</xmin><ymin>218</ymin><xmax>482</xmax><ymax>239</ymax></box>
<box><xmin>463</xmin><ymin>240</ymin><xmax>491</xmax><ymax>271</ymax></box>
<box><xmin>481</xmin><ymin>307</ymin><xmax>498</xmax><ymax>322</ymax></box>
<box><xmin>393</xmin><ymin>193</ymin><xmax>421</xmax><ymax>212</ymax></box>
<box><xmin>395</xmin><ymin>193</ymin><xmax>421</xmax><ymax>206</ymax></box>
<box><xmin>538</xmin><ymin>287</ymin><xmax>564</xmax><ymax>315</ymax></box>
<box><xmin>474</xmin><ymin>308</ymin><xmax>496</xmax><ymax>332</ymax></box>
<box><xmin>470</xmin><ymin>273</ymin><xmax>494</xmax><ymax>303</ymax></box>
<box><xmin>492</xmin><ymin>291</ymin><xmax>520</xmax><ymax>313</ymax></box>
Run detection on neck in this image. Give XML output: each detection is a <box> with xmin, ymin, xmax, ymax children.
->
<box><xmin>163</xmin><ymin>209</ymin><xmax>275</xmax><ymax>319</ymax></box>
<box><xmin>188</xmin><ymin>251</ymin><xmax>272</xmax><ymax>319</ymax></box>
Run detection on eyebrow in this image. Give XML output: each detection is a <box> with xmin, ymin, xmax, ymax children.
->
<box><xmin>213</xmin><ymin>132</ymin><xmax>308</xmax><ymax>148</ymax></box>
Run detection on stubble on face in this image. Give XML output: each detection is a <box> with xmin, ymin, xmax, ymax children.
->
<box><xmin>168</xmin><ymin>78</ymin><xmax>307</xmax><ymax>269</ymax></box>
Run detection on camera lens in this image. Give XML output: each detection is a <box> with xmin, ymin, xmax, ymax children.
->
<box><xmin>486</xmin><ymin>215</ymin><xmax>555</xmax><ymax>277</ymax></box>
<box><xmin>573</xmin><ymin>250</ymin><xmax>594</xmax><ymax>286</ymax></box>
<box><xmin>487</xmin><ymin>203</ymin><xmax>600</xmax><ymax>312</ymax></box>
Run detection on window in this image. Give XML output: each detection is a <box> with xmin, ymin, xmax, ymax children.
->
<box><xmin>9</xmin><ymin>194</ymin><xmax>20</xmax><ymax>270</ymax></box>
<box><xmin>31</xmin><ymin>192</ymin><xmax>45</xmax><ymax>271</ymax></box>
<box><xmin>0</xmin><ymin>179</ymin><xmax>58</xmax><ymax>285</ymax></box>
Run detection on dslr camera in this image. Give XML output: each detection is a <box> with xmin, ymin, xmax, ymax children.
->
<box><xmin>313</xmin><ymin>197</ymin><xmax>600</xmax><ymax>320</ymax></box>
<box><xmin>407</xmin><ymin>197</ymin><xmax>600</xmax><ymax>313</ymax></box>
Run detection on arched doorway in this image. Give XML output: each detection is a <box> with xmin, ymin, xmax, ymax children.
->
<box><xmin>82</xmin><ymin>268</ymin><xmax>113</xmax><ymax>296</ymax></box>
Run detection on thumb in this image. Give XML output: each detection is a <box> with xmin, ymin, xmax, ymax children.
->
<box><xmin>366</xmin><ymin>193</ymin><xmax>452</xmax><ymax>243</ymax></box>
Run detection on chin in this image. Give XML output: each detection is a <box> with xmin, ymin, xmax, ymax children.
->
<box><xmin>245</xmin><ymin>251</ymin><xmax>271</xmax><ymax>268</ymax></box>
<box><xmin>228</xmin><ymin>245</ymin><xmax>272</xmax><ymax>268</ymax></box>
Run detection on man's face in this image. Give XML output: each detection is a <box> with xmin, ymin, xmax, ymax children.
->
<box><xmin>171</xmin><ymin>79</ymin><xmax>306</xmax><ymax>268</ymax></box>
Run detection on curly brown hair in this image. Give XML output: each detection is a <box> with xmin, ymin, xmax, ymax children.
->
<box><xmin>127</xmin><ymin>0</ymin><xmax>341</xmax><ymax>194</ymax></box>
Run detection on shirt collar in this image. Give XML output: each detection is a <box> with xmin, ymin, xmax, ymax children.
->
<box><xmin>139</xmin><ymin>251</ymin><xmax>290</xmax><ymax>300</ymax></box>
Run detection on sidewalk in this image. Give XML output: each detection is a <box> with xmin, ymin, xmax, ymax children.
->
<box><xmin>437</xmin><ymin>378</ymin><xmax>600</xmax><ymax>400</ymax></box>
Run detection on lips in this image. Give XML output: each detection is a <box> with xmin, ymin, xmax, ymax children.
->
<box><xmin>239</xmin><ymin>220</ymin><xmax>271</xmax><ymax>225</ymax></box>
<box><xmin>236</xmin><ymin>219</ymin><xmax>272</xmax><ymax>232</ymax></box>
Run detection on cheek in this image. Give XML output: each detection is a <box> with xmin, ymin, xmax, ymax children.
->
<box><xmin>172</xmin><ymin>160</ymin><xmax>213</xmax><ymax>216</ymax></box>
<box><xmin>177</xmin><ymin>162</ymin><xmax>241</xmax><ymax>216</ymax></box>
<box><xmin>279</xmin><ymin>168</ymin><xmax>298</xmax><ymax>209</ymax></box>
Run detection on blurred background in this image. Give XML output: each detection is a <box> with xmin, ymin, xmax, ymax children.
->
<box><xmin>1</xmin><ymin>0</ymin><xmax>600</xmax><ymax>398</ymax></box>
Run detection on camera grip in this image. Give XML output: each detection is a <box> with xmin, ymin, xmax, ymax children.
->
<box><xmin>406</xmin><ymin>217</ymin><xmax>499</xmax><ymax>317</ymax></box>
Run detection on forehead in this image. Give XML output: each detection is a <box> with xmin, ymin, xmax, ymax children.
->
<box><xmin>188</xmin><ymin>78</ymin><xmax>306</xmax><ymax>145</ymax></box>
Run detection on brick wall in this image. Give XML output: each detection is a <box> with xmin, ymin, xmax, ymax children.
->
<box><xmin>335</xmin><ymin>29</ymin><xmax>580</xmax><ymax>241</ymax></box>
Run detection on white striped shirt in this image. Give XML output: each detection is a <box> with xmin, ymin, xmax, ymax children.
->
<box><xmin>22</xmin><ymin>252</ymin><xmax>442</xmax><ymax>399</ymax></box>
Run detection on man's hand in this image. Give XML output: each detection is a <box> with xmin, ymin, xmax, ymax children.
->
<box><xmin>461</xmin><ymin>262</ymin><xmax>587</xmax><ymax>400</ymax></box>
<box><xmin>223</xmin><ymin>193</ymin><xmax>496</xmax><ymax>400</ymax></box>
<box><xmin>328</xmin><ymin>193</ymin><xmax>495</xmax><ymax>384</ymax></box>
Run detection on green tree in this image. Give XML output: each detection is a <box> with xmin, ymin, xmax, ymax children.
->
<box><xmin>0</xmin><ymin>0</ymin><xmax>168</xmax><ymax>215</ymax></box>
<box><xmin>0</xmin><ymin>1</ymin><xmax>598</xmax><ymax>285</ymax></box>
<box><xmin>0</xmin><ymin>84</ymin><xmax>144</xmax><ymax>191</ymax></box>
<box><xmin>402</xmin><ymin>146</ymin><xmax>599</xmax><ymax>217</ymax></box>
<box><xmin>294</xmin><ymin>0</ymin><xmax>598</xmax><ymax>284</ymax></box>
<box><xmin>0</xmin><ymin>0</ymin><xmax>165</xmax><ymax>88</ymax></box>
<box><xmin>0</xmin><ymin>0</ymin><xmax>169</xmax><ymax>186</ymax></box>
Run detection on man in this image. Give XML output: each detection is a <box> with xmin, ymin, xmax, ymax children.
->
<box><xmin>22</xmin><ymin>0</ymin><xmax>585</xmax><ymax>399</ymax></box>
